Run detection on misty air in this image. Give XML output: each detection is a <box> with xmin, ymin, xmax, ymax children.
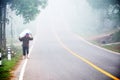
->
<box><xmin>0</xmin><ymin>0</ymin><xmax>120</xmax><ymax>80</ymax></box>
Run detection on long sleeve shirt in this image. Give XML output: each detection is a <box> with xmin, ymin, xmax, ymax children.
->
<box><xmin>19</xmin><ymin>36</ymin><xmax>33</xmax><ymax>47</ymax></box>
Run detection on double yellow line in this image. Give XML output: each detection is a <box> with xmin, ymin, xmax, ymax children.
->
<box><xmin>54</xmin><ymin>32</ymin><xmax>119</xmax><ymax>80</ymax></box>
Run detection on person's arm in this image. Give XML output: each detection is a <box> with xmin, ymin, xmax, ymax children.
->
<box><xmin>29</xmin><ymin>34</ymin><xmax>33</xmax><ymax>40</ymax></box>
<box><xmin>19</xmin><ymin>37</ymin><xmax>23</xmax><ymax>41</ymax></box>
<box><xmin>29</xmin><ymin>37</ymin><xmax>33</xmax><ymax>40</ymax></box>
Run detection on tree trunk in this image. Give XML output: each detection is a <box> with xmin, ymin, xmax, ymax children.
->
<box><xmin>0</xmin><ymin>2</ymin><xmax>6</xmax><ymax>51</ymax></box>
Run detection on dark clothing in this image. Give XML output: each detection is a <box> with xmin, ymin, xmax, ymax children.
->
<box><xmin>22</xmin><ymin>46</ymin><xmax>29</xmax><ymax>56</ymax></box>
<box><xmin>19</xmin><ymin>36</ymin><xmax>33</xmax><ymax>47</ymax></box>
<box><xmin>19</xmin><ymin>36</ymin><xmax>33</xmax><ymax>56</ymax></box>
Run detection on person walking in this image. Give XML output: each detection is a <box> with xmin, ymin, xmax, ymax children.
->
<box><xmin>19</xmin><ymin>33</ymin><xmax>33</xmax><ymax>59</ymax></box>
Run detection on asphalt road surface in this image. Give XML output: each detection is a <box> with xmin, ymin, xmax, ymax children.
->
<box><xmin>23</xmin><ymin>25</ymin><xmax>120</xmax><ymax>80</ymax></box>
<box><xmin>23</xmin><ymin>0</ymin><xmax>120</xmax><ymax>80</ymax></box>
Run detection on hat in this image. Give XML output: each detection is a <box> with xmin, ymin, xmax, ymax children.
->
<box><xmin>26</xmin><ymin>33</ymin><xmax>29</xmax><ymax>35</ymax></box>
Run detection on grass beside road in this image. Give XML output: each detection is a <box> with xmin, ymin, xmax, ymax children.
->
<box><xmin>101</xmin><ymin>43</ymin><xmax>120</xmax><ymax>53</ymax></box>
<box><xmin>0</xmin><ymin>47</ymin><xmax>22</xmax><ymax>80</ymax></box>
<box><xmin>90</xmin><ymin>40</ymin><xmax>120</xmax><ymax>53</ymax></box>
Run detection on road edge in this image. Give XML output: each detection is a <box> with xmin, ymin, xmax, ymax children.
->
<box><xmin>75</xmin><ymin>34</ymin><xmax>120</xmax><ymax>55</ymax></box>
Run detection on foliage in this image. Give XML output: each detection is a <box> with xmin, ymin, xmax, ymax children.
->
<box><xmin>102</xmin><ymin>43</ymin><xmax>120</xmax><ymax>53</ymax></box>
<box><xmin>86</xmin><ymin>0</ymin><xmax>120</xmax><ymax>26</ymax></box>
<box><xmin>0</xmin><ymin>46</ymin><xmax>21</xmax><ymax>80</ymax></box>
<box><xmin>112</xmin><ymin>30</ymin><xmax>120</xmax><ymax>42</ymax></box>
<box><xmin>87</xmin><ymin>0</ymin><xmax>120</xmax><ymax>9</ymax></box>
<box><xmin>7</xmin><ymin>0</ymin><xmax>48</xmax><ymax>23</ymax></box>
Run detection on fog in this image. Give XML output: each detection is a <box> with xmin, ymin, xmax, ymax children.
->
<box><xmin>6</xmin><ymin>0</ymin><xmax>118</xmax><ymax>39</ymax></box>
<box><xmin>37</xmin><ymin>0</ymin><xmax>100</xmax><ymax>36</ymax></box>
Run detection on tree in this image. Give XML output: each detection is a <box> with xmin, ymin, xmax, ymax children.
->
<box><xmin>112</xmin><ymin>30</ymin><xmax>120</xmax><ymax>42</ymax></box>
<box><xmin>0</xmin><ymin>0</ymin><xmax>7</xmax><ymax>50</ymax></box>
<box><xmin>86</xmin><ymin>0</ymin><xmax>120</xmax><ymax>27</ymax></box>
<box><xmin>86</xmin><ymin>0</ymin><xmax>120</xmax><ymax>43</ymax></box>
<box><xmin>8</xmin><ymin>0</ymin><xmax>48</xmax><ymax>23</ymax></box>
<box><xmin>0</xmin><ymin>0</ymin><xmax>47</xmax><ymax>51</ymax></box>
<box><xmin>1</xmin><ymin>0</ymin><xmax>48</xmax><ymax>24</ymax></box>
<box><xmin>87</xmin><ymin>0</ymin><xmax>120</xmax><ymax>9</ymax></box>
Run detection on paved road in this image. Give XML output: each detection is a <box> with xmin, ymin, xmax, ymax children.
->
<box><xmin>23</xmin><ymin>0</ymin><xmax>120</xmax><ymax>80</ymax></box>
<box><xmin>23</xmin><ymin>25</ymin><xmax>120</xmax><ymax>80</ymax></box>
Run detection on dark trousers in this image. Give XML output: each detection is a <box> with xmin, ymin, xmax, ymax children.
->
<box><xmin>22</xmin><ymin>46</ymin><xmax>29</xmax><ymax>56</ymax></box>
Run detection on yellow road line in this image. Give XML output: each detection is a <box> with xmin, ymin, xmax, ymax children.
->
<box><xmin>55</xmin><ymin>33</ymin><xmax>120</xmax><ymax>80</ymax></box>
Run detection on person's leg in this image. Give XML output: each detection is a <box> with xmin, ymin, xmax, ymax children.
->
<box><xmin>22</xmin><ymin>46</ymin><xmax>26</xmax><ymax>59</ymax></box>
<box><xmin>26</xmin><ymin>47</ymin><xmax>29</xmax><ymax>59</ymax></box>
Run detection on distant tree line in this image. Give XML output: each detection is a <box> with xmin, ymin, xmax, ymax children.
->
<box><xmin>87</xmin><ymin>0</ymin><xmax>120</xmax><ymax>28</ymax></box>
<box><xmin>87</xmin><ymin>0</ymin><xmax>120</xmax><ymax>42</ymax></box>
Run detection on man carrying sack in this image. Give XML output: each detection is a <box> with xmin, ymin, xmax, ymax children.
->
<box><xmin>19</xmin><ymin>33</ymin><xmax>33</xmax><ymax>59</ymax></box>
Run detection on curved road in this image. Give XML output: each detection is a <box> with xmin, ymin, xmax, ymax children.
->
<box><xmin>23</xmin><ymin>25</ymin><xmax>120</xmax><ymax>80</ymax></box>
<box><xmin>22</xmin><ymin>0</ymin><xmax>120</xmax><ymax>80</ymax></box>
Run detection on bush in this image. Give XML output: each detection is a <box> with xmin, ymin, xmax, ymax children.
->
<box><xmin>112</xmin><ymin>30</ymin><xmax>120</xmax><ymax>42</ymax></box>
<box><xmin>0</xmin><ymin>46</ymin><xmax>22</xmax><ymax>80</ymax></box>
